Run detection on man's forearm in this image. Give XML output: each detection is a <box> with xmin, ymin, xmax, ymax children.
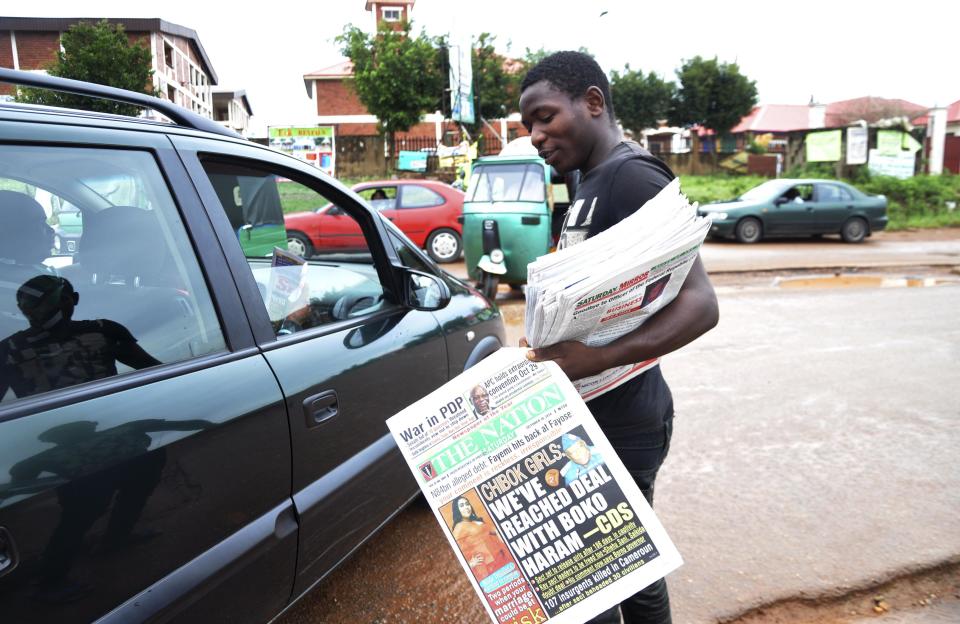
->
<box><xmin>526</xmin><ymin>256</ymin><xmax>719</xmax><ymax>381</ymax></box>
<box><xmin>598</xmin><ymin>255</ymin><xmax>719</xmax><ymax>370</ymax></box>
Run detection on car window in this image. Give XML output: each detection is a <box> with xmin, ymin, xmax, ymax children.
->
<box><xmin>357</xmin><ymin>186</ymin><xmax>397</xmax><ymax>211</ymax></box>
<box><xmin>199</xmin><ymin>160</ymin><xmax>389</xmax><ymax>337</ymax></box>
<box><xmin>400</xmin><ymin>184</ymin><xmax>444</xmax><ymax>209</ymax></box>
<box><xmin>468</xmin><ymin>163</ymin><xmax>545</xmax><ymax>202</ymax></box>
<box><xmin>817</xmin><ymin>184</ymin><xmax>852</xmax><ymax>202</ymax></box>
<box><xmin>0</xmin><ymin>146</ymin><xmax>226</xmax><ymax>405</ymax></box>
<box><xmin>779</xmin><ymin>184</ymin><xmax>814</xmax><ymax>203</ymax></box>
<box><xmin>387</xmin><ymin>228</ymin><xmax>433</xmax><ymax>273</ymax></box>
<box><xmin>816</xmin><ymin>184</ymin><xmax>845</xmax><ymax>202</ymax></box>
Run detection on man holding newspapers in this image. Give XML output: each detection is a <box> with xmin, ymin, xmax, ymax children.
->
<box><xmin>518</xmin><ymin>51</ymin><xmax>719</xmax><ymax>624</ymax></box>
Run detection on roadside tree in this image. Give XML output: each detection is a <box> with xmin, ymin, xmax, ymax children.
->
<box><xmin>669</xmin><ymin>56</ymin><xmax>757</xmax><ymax>136</ymax></box>
<box><xmin>15</xmin><ymin>20</ymin><xmax>154</xmax><ymax>116</ymax></box>
<box><xmin>337</xmin><ymin>22</ymin><xmax>444</xmax><ymax>160</ymax></box>
<box><xmin>610</xmin><ymin>65</ymin><xmax>675</xmax><ymax>136</ymax></box>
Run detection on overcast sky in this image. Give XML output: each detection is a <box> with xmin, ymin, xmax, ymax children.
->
<box><xmin>11</xmin><ymin>1</ymin><xmax>958</xmax><ymax>131</ymax></box>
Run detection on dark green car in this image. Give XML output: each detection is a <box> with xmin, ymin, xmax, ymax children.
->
<box><xmin>0</xmin><ymin>69</ymin><xmax>504</xmax><ymax>623</ymax></box>
<box><xmin>697</xmin><ymin>179</ymin><xmax>888</xmax><ymax>243</ymax></box>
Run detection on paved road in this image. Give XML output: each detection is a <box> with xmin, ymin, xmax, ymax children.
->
<box><xmin>657</xmin><ymin>282</ymin><xmax>960</xmax><ymax>623</ymax></box>
<box><xmin>280</xmin><ymin>235</ymin><xmax>960</xmax><ymax>624</ymax></box>
<box><xmin>700</xmin><ymin>235</ymin><xmax>960</xmax><ymax>273</ymax></box>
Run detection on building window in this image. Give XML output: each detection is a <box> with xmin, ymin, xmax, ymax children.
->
<box><xmin>382</xmin><ymin>8</ymin><xmax>401</xmax><ymax>21</ymax></box>
<box><xmin>164</xmin><ymin>41</ymin><xmax>174</xmax><ymax>68</ymax></box>
<box><xmin>167</xmin><ymin>84</ymin><xmax>176</xmax><ymax>103</ymax></box>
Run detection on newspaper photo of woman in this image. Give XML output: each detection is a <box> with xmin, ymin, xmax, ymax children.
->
<box><xmin>449</xmin><ymin>494</ymin><xmax>512</xmax><ymax>581</ymax></box>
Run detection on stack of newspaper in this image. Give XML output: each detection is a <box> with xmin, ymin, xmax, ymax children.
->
<box><xmin>525</xmin><ymin>178</ymin><xmax>710</xmax><ymax>400</ymax></box>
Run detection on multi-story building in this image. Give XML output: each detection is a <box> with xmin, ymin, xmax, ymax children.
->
<box><xmin>0</xmin><ymin>17</ymin><xmax>218</xmax><ymax>119</ymax></box>
<box><xmin>213</xmin><ymin>88</ymin><xmax>253</xmax><ymax>136</ymax></box>
<box><xmin>302</xmin><ymin>0</ymin><xmax>525</xmax><ymax>152</ymax></box>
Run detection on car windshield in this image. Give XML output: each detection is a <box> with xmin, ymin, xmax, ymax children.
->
<box><xmin>467</xmin><ymin>163</ymin><xmax>544</xmax><ymax>203</ymax></box>
<box><xmin>738</xmin><ymin>181</ymin><xmax>790</xmax><ymax>202</ymax></box>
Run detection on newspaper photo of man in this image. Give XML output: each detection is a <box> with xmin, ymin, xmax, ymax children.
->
<box><xmin>469</xmin><ymin>384</ymin><xmax>493</xmax><ymax>417</ymax></box>
<box><xmin>559</xmin><ymin>432</ymin><xmax>606</xmax><ymax>485</ymax></box>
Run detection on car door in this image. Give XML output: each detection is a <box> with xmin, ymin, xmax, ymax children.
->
<box><xmin>172</xmin><ymin>137</ymin><xmax>450</xmax><ymax>601</ymax></box>
<box><xmin>767</xmin><ymin>183</ymin><xmax>814</xmax><ymax>235</ymax></box>
<box><xmin>0</xmin><ymin>128</ymin><xmax>295</xmax><ymax>624</ymax></box>
<box><xmin>396</xmin><ymin>183</ymin><xmax>446</xmax><ymax>245</ymax></box>
<box><xmin>812</xmin><ymin>183</ymin><xmax>854</xmax><ymax>232</ymax></box>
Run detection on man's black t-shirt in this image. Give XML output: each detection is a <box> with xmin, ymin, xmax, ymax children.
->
<box><xmin>558</xmin><ymin>141</ymin><xmax>676</xmax><ymax>434</ymax></box>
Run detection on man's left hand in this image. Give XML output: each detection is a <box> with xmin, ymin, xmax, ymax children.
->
<box><xmin>526</xmin><ymin>340</ymin><xmax>605</xmax><ymax>381</ymax></box>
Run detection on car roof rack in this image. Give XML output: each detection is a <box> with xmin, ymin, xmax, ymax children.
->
<box><xmin>0</xmin><ymin>67</ymin><xmax>241</xmax><ymax>139</ymax></box>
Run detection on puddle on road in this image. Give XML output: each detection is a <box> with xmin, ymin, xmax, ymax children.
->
<box><xmin>775</xmin><ymin>274</ymin><xmax>959</xmax><ymax>289</ymax></box>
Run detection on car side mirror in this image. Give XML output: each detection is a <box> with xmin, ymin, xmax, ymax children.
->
<box><xmin>404</xmin><ymin>269</ymin><xmax>450</xmax><ymax>311</ymax></box>
<box><xmin>327</xmin><ymin>205</ymin><xmax>342</xmax><ymax>216</ymax></box>
<box><xmin>774</xmin><ymin>196</ymin><xmax>788</xmax><ymax>206</ymax></box>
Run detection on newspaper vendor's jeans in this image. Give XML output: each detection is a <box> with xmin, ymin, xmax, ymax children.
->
<box><xmin>587</xmin><ymin>418</ymin><xmax>674</xmax><ymax>624</ymax></box>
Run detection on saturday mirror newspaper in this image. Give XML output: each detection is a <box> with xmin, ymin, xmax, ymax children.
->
<box><xmin>386</xmin><ymin>348</ymin><xmax>682</xmax><ymax>624</ymax></box>
<box><xmin>525</xmin><ymin>178</ymin><xmax>710</xmax><ymax>401</ymax></box>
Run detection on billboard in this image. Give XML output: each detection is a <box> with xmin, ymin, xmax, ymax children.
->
<box><xmin>448</xmin><ymin>32</ymin><xmax>475</xmax><ymax>124</ymax></box>
<box><xmin>268</xmin><ymin>126</ymin><xmax>336</xmax><ymax>177</ymax></box>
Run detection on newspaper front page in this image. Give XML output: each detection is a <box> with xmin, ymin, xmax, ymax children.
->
<box><xmin>386</xmin><ymin>348</ymin><xmax>682</xmax><ymax>624</ymax></box>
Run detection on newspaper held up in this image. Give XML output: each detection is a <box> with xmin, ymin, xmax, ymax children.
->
<box><xmin>386</xmin><ymin>348</ymin><xmax>682</xmax><ymax>624</ymax></box>
<box><xmin>525</xmin><ymin>178</ymin><xmax>710</xmax><ymax>400</ymax></box>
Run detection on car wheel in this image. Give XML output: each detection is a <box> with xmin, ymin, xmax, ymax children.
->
<box><xmin>841</xmin><ymin>217</ymin><xmax>867</xmax><ymax>243</ymax></box>
<box><xmin>735</xmin><ymin>217</ymin><xmax>762</xmax><ymax>244</ymax></box>
<box><xmin>426</xmin><ymin>228</ymin><xmax>461</xmax><ymax>263</ymax></box>
<box><xmin>479</xmin><ymin>272</ymin><xmax>499</xmax><ymax>300</ymax></box>
<box><xmin>287</xmin><ymin>231</ymin><xmax>313</xmax><ymax>258</ymax></box>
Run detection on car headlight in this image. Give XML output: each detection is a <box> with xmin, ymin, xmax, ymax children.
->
<box><xmin>705</xmin><ymin>212</ymin><xmax>728</xmax><ymax>220</ymax></box>
<box><xmin>490</xmin><ymin>249</ymin><xmax>504</xmax><ymax>264</ymax></box>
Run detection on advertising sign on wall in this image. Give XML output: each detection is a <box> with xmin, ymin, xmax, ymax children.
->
<box><xmin>846</xmin><ymin>126</ymin><xmax>868</xmax><ymax>165</ymax></box>
<box><xmin>268</xmin><ymin>126</ymin><xmax>336</xmax><ymax>177</ymax></box>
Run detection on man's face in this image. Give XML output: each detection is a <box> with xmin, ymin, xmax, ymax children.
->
<box><xmin>565</xmin><ymin>440</ymin><xmax>592</xmax><ymax>466</ymax></box>
<box><xmin>471</xmin><ymin>387</ymin><xmax>490</xmax><ymax>414</ymax></box>
<box><xmin>520</xmin><ymin>81</ymin><xmax>591</xmax><ymax>174</ymax></box>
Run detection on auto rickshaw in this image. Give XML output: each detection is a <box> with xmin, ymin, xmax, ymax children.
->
<box><xmin>462</xmin><ymin>140</ymin><xmax>577</xmax><ymax>299</ymax></box>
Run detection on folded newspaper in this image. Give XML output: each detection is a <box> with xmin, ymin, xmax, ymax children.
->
<box><xmin>386</xmin><ymin>348</ymin><xmax>682</xmax><ymax>624</ymax></box>
<box><xmin>525</xmin><ymin>178</ymin><xmax>710</xmax><ymax>400</ymax></box>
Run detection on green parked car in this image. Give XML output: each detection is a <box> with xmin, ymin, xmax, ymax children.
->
<box><xmin>697</xmin><ymin>179</ymin><xmax>888</xmax><ymax>243</ymax></box>
<box><xmin>0</xmin><ymin>68</ymin><xmax>505</xmax><ymax>624</ymax></box>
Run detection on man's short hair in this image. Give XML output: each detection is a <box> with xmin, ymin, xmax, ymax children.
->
<box><xmin>520</xmin><ymin>51</ymin><xmax>615</xmax><ymax>122</ymax></box>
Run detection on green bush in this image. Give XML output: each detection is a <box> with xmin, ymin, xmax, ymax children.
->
<box><xmin>678</xmin><ymin>175</ymin><xmax>768</xmax><ymax>205</ymax></box>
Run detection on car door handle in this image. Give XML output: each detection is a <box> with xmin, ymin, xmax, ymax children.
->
<box><xmin>0</xmin><ymin>527</ymin><xmax>19</xmax><ymax>578</ymax></box>
<box><xmin>304</xmin><ymin>390</ymin><xmax>339</xmax><ymax>427</ymax></box>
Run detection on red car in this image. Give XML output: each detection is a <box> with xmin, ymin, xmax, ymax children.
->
<box><xmin>285</xmin><ymin>179</ymin><xmax>465</xmax><ymax>263</ymax></box>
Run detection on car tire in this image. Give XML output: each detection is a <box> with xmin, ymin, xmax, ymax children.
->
<box><xmin>479</xmin><ymin>272</ymin><xmax>499</xmax><ymax>300</ymax></box>
<box><xmin>735</xmin><ymin>217</ymin><xmax>763</xmax><ymax>244</ymax></box>
<box><xmin>287</xmin><ymin>231</ymin><xmax>313</xmax><ymax>258</ymax></box>
<box><xmin>841</xmin><ymin>217</ymin><xmax>867</xmax><ymax>243</ymax></box>
<box><xmin>426</xmin><ymin>228</ymin><xmax>461</xmax><ymax>263</ymax></box>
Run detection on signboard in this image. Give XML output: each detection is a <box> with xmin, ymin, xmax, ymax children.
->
<box><xmin>876</xmin><ymin>130</ymin><xmax>903</xmax><ymax>156</ymax></box>
<box><xmin>268</xmin><ymin>126</ymin><xmax>336</xmax><ymax>177</ymax></box>
<box><xmin>867</xmin><ymin>149</ymin><xmax>915</xmax><ymax>179</ymax></box>
<box><xmin>448</xmin><ymin>31</ymin><xmax>475</xmax><ymax>124</ymax></box>
<box><xmin>398</xmin><ymin>150</ymin><xmax>428</xmax><ymax>172</ymax></box>
<box><xmin>846</xmin><ymin>126</ymin><xmax>868</xmax><ymax>165</ymax></box>
<box><xmin>805</xmin><ymin>130</ymin><xmax>842</xmax><ymax>162</ymax></box>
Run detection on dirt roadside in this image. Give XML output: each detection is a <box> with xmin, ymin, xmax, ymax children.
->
<box><xmin>724</xmin><ymin>561</ymin><xmax>960</xmax><ymax>624</ymax></box>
